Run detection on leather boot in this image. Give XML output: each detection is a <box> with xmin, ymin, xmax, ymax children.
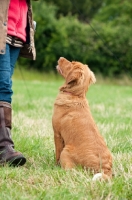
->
<box><xmin>0</xmin><ymin>101</ymin><xmax>26</xmax><ymax>166</ymax></box>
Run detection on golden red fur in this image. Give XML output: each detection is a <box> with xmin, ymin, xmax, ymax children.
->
<box><xmin>52</xmin><ymin>57</ymin><xmax>112</xmax><ymax>180</ymax></box>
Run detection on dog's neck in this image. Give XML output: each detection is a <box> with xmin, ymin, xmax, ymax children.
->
<box><xmin>61</xmin><ymin>90</ymin><xmax>85</xmax><ymax>98</ymax></box>
<box><xmin>62</xmin><ymin>91</ymin><xmax>73</xmax><ymax>95</ymax></box>
<box><xmin>60</xmin><ymin>85</ymin><xmax>86</xmax><ymax>98</ymax></box>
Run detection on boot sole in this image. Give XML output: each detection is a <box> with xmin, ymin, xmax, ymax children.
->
<box><xmin>0</xmin><ymin>156</ymin><xmax>26</xmax><ymax>167</ymax></box>
<box><xmin>9</xmin><ymin>156</ymin><xmax>26</xmax><ymax>167</ymax></box>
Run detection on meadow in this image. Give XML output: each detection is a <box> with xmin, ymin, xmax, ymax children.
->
<box><xmin>0</xmin><ymin>68</ymin><xmax>132</xmax><ymax>200</ymax></box>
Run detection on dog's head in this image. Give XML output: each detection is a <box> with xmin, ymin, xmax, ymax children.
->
<box><xmin>57</xmin><ymin>57</ymin><xmax>96</xmax><ymax>96</ymax></box>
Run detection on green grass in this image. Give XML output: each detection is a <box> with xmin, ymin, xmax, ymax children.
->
<box><xmin>0</xmin><ymin>69</ymin><xmax>132</xmax><ymax>200</ymax></box>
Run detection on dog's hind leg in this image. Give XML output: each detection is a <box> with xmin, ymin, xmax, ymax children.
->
<box><xmin>60</xmin><ymin>148</ymin><xmax>75</xmax><ymax>170</ymax></box>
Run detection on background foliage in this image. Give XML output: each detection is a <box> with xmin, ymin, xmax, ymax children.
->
<box><xmin>19</xmin><ymin>0</ymin><xmax>132</xmax><ymax>76</ymax></box>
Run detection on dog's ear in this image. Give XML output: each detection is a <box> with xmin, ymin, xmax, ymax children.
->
<box><xmin>66</xmin><ymin>61</ymin><xmax>84</xmax><ymax>85</ymax></box>
<box><xmin>89</xmin><ymin>70</ymin><xmax>96</xmax><ymax>85</ymax></box>
<box><xmin>66</xmin><ymin>71</ymin><xmax>82</xmax><ymax>85</ymax></box>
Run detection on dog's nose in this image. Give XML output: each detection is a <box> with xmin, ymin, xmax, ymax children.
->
<box><xmin>59</xmin><ymin>57</ymin><xmax>64</xmax><ymax>61</ymax></box>
<box><xmin>58</xmin><ymin>57</ymin><xmax>64</xmax><ymax>64</ymax></box>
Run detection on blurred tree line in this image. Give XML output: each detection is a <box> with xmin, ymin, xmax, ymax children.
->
<box><xmin>19</xmin><ymin>0</ymin><xmax>132</xmax><ymax>76</ymax></box>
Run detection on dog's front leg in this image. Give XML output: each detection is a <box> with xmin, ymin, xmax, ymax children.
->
<box><xmin>54</xmin><ymin>133</ymin><xmax>64</xmax><ymax>165</ymax></box>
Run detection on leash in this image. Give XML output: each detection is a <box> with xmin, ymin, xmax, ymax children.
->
<box><xmin>17</xmin><ymin>65</ymin><xmax>32</xmax><ymax>103</ymax></box>
<box><xmin>69</xmin><ymin>0</ymin><xmax>124</xmax><ymax>71</ymax></box>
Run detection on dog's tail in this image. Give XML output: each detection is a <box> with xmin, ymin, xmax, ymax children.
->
<box><xmin>92</xmin><ymin>173</ymin><xmax>112</xmax><ymax>181</ymax></box>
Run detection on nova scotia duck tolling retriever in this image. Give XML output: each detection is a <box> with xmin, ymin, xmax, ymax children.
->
<box><xmin>52</xmin><ymin>57</ymin><xmax>112</xmax><ymax>181</ymax></box>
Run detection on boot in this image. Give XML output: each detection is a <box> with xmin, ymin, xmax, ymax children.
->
<box><xmin>0</xmin><ymin>101</ymin><xmax>26</xmax><ymax>166</ymax></box>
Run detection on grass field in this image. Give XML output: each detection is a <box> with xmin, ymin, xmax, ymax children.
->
<box><xmin>0</xmin><ymin>69</ymin><xmax>132</xmax><ymax>200</ymax></box>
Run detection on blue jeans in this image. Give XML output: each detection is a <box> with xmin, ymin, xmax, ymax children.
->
<box><xmin>0</xmin><ymin>44</ymin><xmax>20</xmax><ymax>103</ymax></box>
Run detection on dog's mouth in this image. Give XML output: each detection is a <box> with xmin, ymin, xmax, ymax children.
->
<box><xmin>56</xmin><ymin>65</ymin><xmax>63</xmax><ymax>75</ymax></box>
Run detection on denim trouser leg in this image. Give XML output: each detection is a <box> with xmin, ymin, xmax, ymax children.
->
<box><xmin>0</xmin><ymin>44</ymin><xmax>20</xmax><ymax>103</ymax></box>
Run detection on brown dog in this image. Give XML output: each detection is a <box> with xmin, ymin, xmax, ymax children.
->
<box><xmin>52</xmin><ymin>57</ymin><xmax>112</xmax><ymax>180</ymax></box>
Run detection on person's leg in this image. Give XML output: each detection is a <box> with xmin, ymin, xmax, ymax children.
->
<box><xmin>0</xmin><ymin>44</ymin><xmax>12</xmax><ymax>103</ymax></box>
<box><xmin>0</xmin><ymin>44</ymin><xmax>26</xmax><ymax>166</ymax></box>
<box><xmin>10</xmin><ymin>45</ymin><xmax>21</xmax><ymax>102</ymax></box>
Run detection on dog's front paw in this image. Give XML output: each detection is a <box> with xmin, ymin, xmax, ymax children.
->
<box><xmin>55</xmin><ymin>160</ymin><xmax>60</xmax><ymax>166</ymax></box>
